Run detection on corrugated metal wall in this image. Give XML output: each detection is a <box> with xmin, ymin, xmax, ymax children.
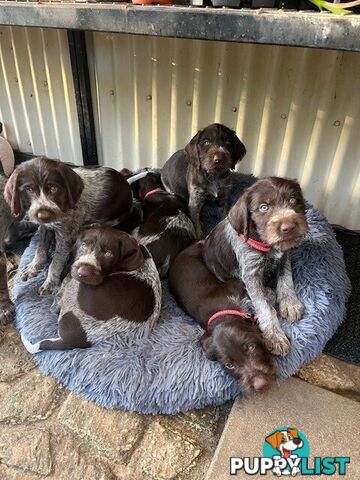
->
<box><xmin>0</xmin><ymin>27</ymin><xmax>82</xmax><ymax>164</ymax></box>
<box><xmin>87</xmin><ymin>33</ymin><xmax>360</xmax><ymax>230</ymax></box>
<box><xmin>0</xmin><ymin>28</ymin><xmax>359</xmax><ymax>228</ymax></box>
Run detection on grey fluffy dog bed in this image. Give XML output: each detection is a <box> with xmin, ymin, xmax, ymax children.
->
<box><xmin>13</xmin><ymin>174</ymin><xmax>350</xmax><ymax>414</ymax></box>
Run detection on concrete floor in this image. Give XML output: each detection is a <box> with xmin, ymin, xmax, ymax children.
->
<box><xmin>205</xmin><ymin>377</ymin><xmax>360</xmax><ymax>479</ymax></box>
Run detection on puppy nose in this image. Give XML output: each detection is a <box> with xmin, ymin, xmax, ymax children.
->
<box><xmin>280</xmin><ymin>222</ymin><xmax>295</xmax><ymax>234</ymax></box>
<box><xmin>76</xmin><ymin>265</ymin><xmax>92</xmax><ymax>279</ymax></box>
<box><xmin>37</xmin><ymin>210</ymin><xmax>52</xmax><ymax>222</ymax></box>
<box><xmin>252</xmin><ymin>375</ymin><xmax>271</xmax><ymax>392</ymax></box>
<box><xmin>213</xmin><ymin>153</ymin><xmax>225</xmax><ymax>164</ymax></box>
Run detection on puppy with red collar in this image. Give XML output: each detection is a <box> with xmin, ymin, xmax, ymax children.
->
<box><xmin>130</xmin><ymin>171</ymin><xmax>196</xmax><ymax>277</ymax></box>
<box><xmin>169</xmin><ymin>242</ymin><xmax>276</xmax><ymax>394</ymax></box>
<box><xmin>22</xmin><ymin>226</ymin><xmax>161</xmax><ymax>351</ymax></box>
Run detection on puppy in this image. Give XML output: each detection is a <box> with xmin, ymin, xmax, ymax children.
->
<box><xmin>22</xmin><ymin>226</ymin><xmax>161</xmax><ymax>351</ymax></box>
<box><xmin>161</xmin><ymin>123</ymin><xmax>246</xmax><ymax>238</ymax></box>
<box><xmin>169</xmin><ymin>242</ymin><xmax>276</xmax><ymax>394</ymax></box>
<box><xmin>131</xmin><ymin>171</ymin><xmax>196</xmax><ymax>277</ymax></box>
<box><xmin>0</xmin><ymin>135</ymin><xmax>16</xmax><ymax>325</ymax></box>
<box><xmin>4</xmin><ymin>157</ymin><xmax>133</xmax><ymax>296</ymax></box>
<box><xmin>203</xmin><ymin>177</ymin><xmax>308</xmax><ymax>356</ymax></box>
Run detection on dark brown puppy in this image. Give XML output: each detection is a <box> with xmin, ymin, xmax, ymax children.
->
<box><xmin>4</xmin><ymin>157</ymin><xmax>133</xmax><ymax>296</ymax></box>
<box><xmin>169</xmin><ymin>242</ymin><xmax>276</xmax><ymax>394</ymax></box>
<box><xmin>161</xmin><ymin>123</ymin><xmax>246</xmax><ymax>239</ymax></box>
<box><xmin>131</xmin><ymin>171</ymin><xmax>196</xmax><ymax>277</ymax></box>
<box><xmin>22</xmin><ymin>226</ymin><xmax>162</xmax><ymax>352</ymax></box>
<box><xmin>203</xmin><ymin>177</ymin><xmax>308</xmax><ymax>356</ymax></box>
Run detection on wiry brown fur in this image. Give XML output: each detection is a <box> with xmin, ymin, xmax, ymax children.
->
<box><xmin>203</xmin><ymin>177</ymin><xmax>308</xmax><ymax>356</ymax></box>
<box><xmin>4</xmin><ymin>157</ymin><xmax>133</xmax><ymax>296</ymax></box>
<box><xmin>169</xmin><ymin>242</ymin><xmax>276</xmax><ymax>394</ymax></box>
<box><xmin>161</xmin><ymin>123</ymin><xmax>246</xmax><ymax>238</ymax></box>
<box><xmin>131</xmin><ymin>171</ymin><xmax>196</xmax><ymax>277</ymax></box>
<box><xmin>21</xmin><ymin>226</ymin><xmax>161</xmax><ymax>352</ymax></box>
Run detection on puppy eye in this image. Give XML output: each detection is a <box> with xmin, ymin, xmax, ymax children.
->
<box><xmin>25</xmin><ymin>186</ymin><xmax>34</xmax><ymax>193</ymax></box>
<box><xmin>202</xmin><ymin>139</ymin><xmax>210</xmax><ymax>147</ymax></box>
<box><xmin>81</xmin><ymin>242</ymin><xmax>87</xmax><ymax>248</ymax></box>
<box><xmin>225</xmin><ymin>363</ymin><xmax>235</xmax><ymax>370</ymax></box>
<box><xmin>248</xmin><ymin>343</ymin><xmax>255</xmax><ymax>352</ymax></box>
<box><xmin>105</xmin><ymin>250</ymin><xmax>113</xmax><ymax>257</ymax></box>
<box><xmin>49</xmin><ymin>185</ymin><xmax>58</xmax><ymax>194</ymax></box>
<box><xmin>259</xmin><ymin>203</ymin><xmax>269</xmax><ymax>212</ymax></box>
<box><xmin>289</xmin><ymin>197</ymin><xmax>296</xmax><ymax>205</ymax></box>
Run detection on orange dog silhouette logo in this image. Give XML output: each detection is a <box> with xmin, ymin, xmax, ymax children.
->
<box><xmin>265</xmin><ymin>428</ymin><xmax>304</xmax><ymax>476</ymax></box>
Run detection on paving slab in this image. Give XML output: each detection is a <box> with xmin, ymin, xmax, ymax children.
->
<box><xmin>205</xmin><ymin>377</ymin><xmax>359</xmax><ymax>479</ymax></box>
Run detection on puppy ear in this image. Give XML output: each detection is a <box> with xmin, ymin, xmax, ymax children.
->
<box><xmin>4</xmin><ymin>168</ymin><xmax>23</xmax><ymax>217</ymax></box>
<box><xmin>231</xmin><ymin>130</ymin><xmax>246</xmax><ymax>168</ymax></box>
<box><xmin>265</xmin><ymin>431</ymin><xmax>281</xmax><ymax>450</ymax></box>
<box><xmin>200</xmin><ymin>333</ymin><xmax>218</xmax><ymax>361</ymax></box>
<box><xmin>185</xmin><ymin>130</ymin><xmax>202</xmax><ymax>168</ymax></box>
<box><xmin>118</xmin><ymin>233</ymin><xmax>144</xmax><ymax>272</ymax></box>
<box><xmin>58</xmin><ymin>163</ymin><xmax>84</xmax><ymax>209</ymax></box>
<box><xmin>119</xmin><ymin>168</ymin><xmax>134</xmax><ymax>179</ymax></box>
<box><xmin>228</xmin><ymin>190</ymin><xmax>251</xmax><ymax>238</ymax></box>
<box><xmin>288</xmin><ymin>428</ymin><xmax>299</xmax><ymax>440</ymax></box>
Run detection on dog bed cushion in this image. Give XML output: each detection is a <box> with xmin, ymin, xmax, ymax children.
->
<box><xmin>13</xmin><ymin>174</ymin><xmax>350</xmax><ymax>414</ymax></box>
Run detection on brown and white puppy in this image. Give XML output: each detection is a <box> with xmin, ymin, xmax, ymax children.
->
<box><xmin>161</xmin><ymin>123</ymin><xmax>246</xmax><ymax>239</ymax></box>
<box><xmin>169</xmin><ymin>242</ymin><xmax>276</xmax><ymax>394</ymax></box>
<box><xmin>22</xmin><ymin>226</ymin><xmax>161</xmax><ymax>351</ymax></box>
<box><xmin>203</xmin><ymin>177</ymin><xmax>308</xmax><ymax>356</ymax></box>
<box><xmin>131</xmin><ymin>171</ymin><xmax>196</xmax><ymax>277</ymax></box>
<box><xmin>4</xmin><ymin>157</ymin><xmax>133</xmax><ymax>296</ymax></box>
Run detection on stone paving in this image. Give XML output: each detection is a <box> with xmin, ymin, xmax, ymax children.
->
<box><xmin>0</xmin><ymin>253</ymin><xmax>359</xmax><ymax>479</ymax></box>
<box><xmin>0</xmin><ymin>321</ymin><xmax>233</xmax><ymax>480</ymax></box>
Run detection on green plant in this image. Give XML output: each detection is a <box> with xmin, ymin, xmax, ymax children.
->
<box><xmin>308</xmin><ymin>0</ymin><xmax>360</xmax><ymax>14</ymax></box>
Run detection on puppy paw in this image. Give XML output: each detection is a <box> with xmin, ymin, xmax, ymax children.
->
<box><xmin>278</xmin><ymin>294</ymin><xmax>304</xmax><ymax>323</ymax></box>
<box><xmin>39</xmin><ymin>279</ymin><xmax>57</xmax><ymax>296</ymax></box>
<box><xmin>264</xmin><ymin>331</ymin><xmax>291</xmax><ymax>356</ymax></box>
<box><xmin>0</xmin><ymin>299</ymin><xmax>15</xmax><ymax>325</ymax></box>
<box><xmin>21</xmin><ymin>264</ymin><xmax>42</xmax><ymax>282</ymax></box>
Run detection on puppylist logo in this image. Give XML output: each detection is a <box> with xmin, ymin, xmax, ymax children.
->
<box><xmin>230</xmin><ymin>426</ymin><xmax>350</xmax><ymax>476</ymax></box>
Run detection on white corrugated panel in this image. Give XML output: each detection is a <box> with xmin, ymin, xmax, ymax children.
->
<box><xmin>87</xmin><ymin>33</ymin><xmax>360</xmax><ymax>229</ymax></box>
<box><xmin>0</xmin><ymin>27</ymin><xmax>83</xmax><ymax>165</ymax></box>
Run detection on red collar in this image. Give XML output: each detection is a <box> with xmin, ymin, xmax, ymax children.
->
<box><xmin>208</xmin><ymin>309</ymin><xmax>257</xmax><ymax>327</ymax></box>
<box><xmin>238</xmin><ymin>233</ymin><xmax>271</xmax><ymax>253</ymax></box>
<box><xmin>143</xmin><ymin>188</ymin><xmax>166</xmax><ymax>201</ymax></box>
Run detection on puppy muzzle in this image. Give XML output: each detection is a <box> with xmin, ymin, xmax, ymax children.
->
<box><xmin>71</xmin><ymin>262</ymin><xmax>104</xmax><ymax>286</ymax></box>
<box><xmin>204</xmin><ymin>148</ymin><xmax>233</xmax><ymax>176</ymax></box>
<box><xmin>33</xmin><ymin>208</ymin><xmax>59</xmax><ymax>224</ymax></box>
<box><xmin>264</xmin><ymin>210</ymin><xmax>308</xmax><ymax>250</ymax></box>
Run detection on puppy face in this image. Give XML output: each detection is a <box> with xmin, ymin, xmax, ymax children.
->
<box><xmin>185</xmin><ymin>123</ymin><xmax>246</xmax><ymax>177</ymax></box>
<box><xmin>201</xmin><ymin>322</ymin><xmax>276</xmax><ymax>394</ymax></box>
<box><xmin>229</xmin><ymin>177</ymin><xmax>308</xmax><ymax>251</ymax></box>
<box><xmin>4</xmin><ymin>157</ymin><xmax>84</xmax><ymax>223</ymax></box>
<box><xmin>71</xmin><ymin>226</ymin><xmax>144</xmax><ymax>286</ymax></box>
